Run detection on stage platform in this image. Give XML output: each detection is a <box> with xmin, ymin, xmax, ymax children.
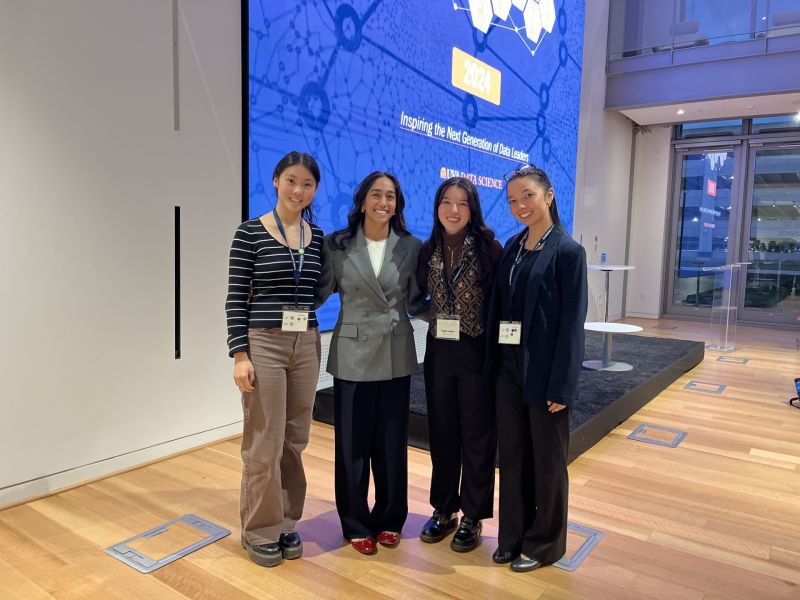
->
<box><xmin>313</xmin><ymin>331</ymin><xmax>705</xmax><ymax>463</ymax></box>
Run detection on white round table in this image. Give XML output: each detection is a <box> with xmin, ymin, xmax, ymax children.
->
<box><xmin>582</xmin><ymin>321</ymin><xmax>643</xmax><ymax>372</ymax></box>
<box><xmin>588</xmin><ymin>264</ymin><xmax>635</xmax><ymax>323</ymax></box>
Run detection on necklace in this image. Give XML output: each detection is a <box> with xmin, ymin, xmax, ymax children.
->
<box><xmin>445</xmin><ymin>245</ymin><xmax>460</xmax><ymax>268</ymax></box>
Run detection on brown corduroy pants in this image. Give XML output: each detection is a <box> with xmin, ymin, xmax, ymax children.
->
<box><xmin>240</xmin><ymin>327</ymin><xmax>321</xmax><ymax>545</ymax></box>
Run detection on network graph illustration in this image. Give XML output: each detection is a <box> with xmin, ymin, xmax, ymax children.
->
<box><xmin>248</xmin><ymin>1</ymin><xmax>584</xmax><ymax>329</ymax></box>
<box><xmin>456</xmin><ymin>0</ymin><xmax>557</xmax><ymax>57</ymax></box>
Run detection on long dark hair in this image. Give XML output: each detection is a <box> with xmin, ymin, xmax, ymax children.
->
<box><xmin>331</xmin><ymin>171</ymin><xmax>410</xmax><ymax>250</ymax></box>
<box><xmin>272</xmin><ymin>151</ymin><xmax>321</xmax><ymax>223</ymax></box>
<box><xmin>505</xmin><ymin>165</ymin><xmax>563</xmax><ymax>231</ymax></box>
<box><xmin>420</xmin><ymin>177</ymin><xmax>497</xmax><ymax>290</ymax></box>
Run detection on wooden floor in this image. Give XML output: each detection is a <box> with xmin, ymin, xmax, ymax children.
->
<box><xmin>2</xmin><ymin>319</ymin><xmax>800</xmax><ymax>599</ymax></box>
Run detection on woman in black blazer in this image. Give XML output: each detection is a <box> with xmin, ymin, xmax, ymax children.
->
<box><xmin>487</xmin><ymin>165</ymin><xmax>587</xmax><ymax>572</ymax></box>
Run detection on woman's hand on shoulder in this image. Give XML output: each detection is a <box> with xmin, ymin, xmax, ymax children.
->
<box><xmin>233</xmin><ymin>352</ymin><xmax>255</xmax><ymax>393</ymax></box>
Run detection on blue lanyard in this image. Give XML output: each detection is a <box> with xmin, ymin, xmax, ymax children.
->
<box><xmin>272</xmin><ymin>209</ymin><xmax>305</xmax><ymax>304</ymax></box>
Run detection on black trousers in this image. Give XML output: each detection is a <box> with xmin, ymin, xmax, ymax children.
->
<box><xmin>423</xmin><ymin>333</ymin><xmax>496</xmax><ymax>521</ymax></box>
<box><xmin>495</xmin><ymin>345</ymin><xmax>569</xmax><ymax>563</ymax></box>
<box><xmin>333</xmin><ymin>376</ymin><xmax>410</xmax><ymax>539</ymax></box>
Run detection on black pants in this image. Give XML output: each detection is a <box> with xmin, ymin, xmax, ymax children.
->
<box><xmin>423</xmin><ymin>333</ymin><xmax>495</xmax><ymax>521</ymax></box>
<box><xmin>333</xmin><ymin>376</ymin><xmax>410</xmax><ymax>539</ymax></box>
<box><xmin>495</xmin><ymin>345</ymin><xmax>569</xmax><ymax>563</ymax></box>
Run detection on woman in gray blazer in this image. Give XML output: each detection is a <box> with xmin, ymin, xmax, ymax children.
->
<box><xmin>317</xmin><ymin>171</ymin><xmax>427</xmax><ymax>555</ymax></box>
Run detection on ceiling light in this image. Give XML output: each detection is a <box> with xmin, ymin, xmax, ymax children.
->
<box><xmin>795</xmin><ymin>111</ymin><xmax>800</xmax><ymax>122</ymax></box>
<box><xmin>677</xmin><ymin>109</ymin><xmax>685</xmax><ymax>115</ymax></box>
<box><xmin>692</xmin><ymin>216</ymin><xmax>699</xmax><ymax>222</ymax></box>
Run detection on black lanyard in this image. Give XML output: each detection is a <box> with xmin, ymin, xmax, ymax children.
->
<box><xmin>508</xmin><ymin>224</ymin><xmax>553</xmax><ymax>300</ymax></box>
<box><xmin>272</xmin><ymin>209</ymin><xmax>305</xmax><ymax>305</ymax></box>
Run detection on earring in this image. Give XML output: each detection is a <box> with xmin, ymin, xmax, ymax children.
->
<box><xmin>361</xmin><ymin>207</ymin><xmax>365</xmax><ymax>213</ymax></box>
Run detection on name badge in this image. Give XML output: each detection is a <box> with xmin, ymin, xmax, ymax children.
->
<box><xmin>282</xmin><ymin>307</ymin><xmax>309</xmax><ymax>332</ymax></box>
<box><xmin>435</xmin><ymin>314</ymin><xmax>460</xmax><ymax>340</ymax></box>
<box><xmin>498</xmin><ymin>321</ymin><xmax>521</xmax><ymax>345</ymax></box>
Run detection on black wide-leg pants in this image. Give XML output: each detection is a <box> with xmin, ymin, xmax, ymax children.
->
<box><xmin>423</xmin><ymin>333</ymin><xmax>496</xmax><ymax>521</ymax></box>
<box><xmin>333</xmin><ymin>376</ymin><xmax>410</xmax><ymax>539</ymax></box>
<box><xmin>495</xmin><ymin>345</ymin><xmax>570</xmax><ymax>563</ymax></box>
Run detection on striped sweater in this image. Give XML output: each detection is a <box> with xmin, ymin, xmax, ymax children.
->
<box><xmin>225</xmin><ymin>218</ymin><xmax>323</xmax><ymax>356</ymax></box>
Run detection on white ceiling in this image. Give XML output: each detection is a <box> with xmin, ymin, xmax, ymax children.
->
<box><xmin>619</xmin><ymin>92</ymin><xmax>800</xmax><ymax>126</ymax></box>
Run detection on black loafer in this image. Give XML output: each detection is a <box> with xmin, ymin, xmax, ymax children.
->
<box><xmin>450</xmin><ymin>517</ymin><xmax>482</xmax><ymax>552</ymax></box>
<box><xmin>279</xmin><ymin>532</ymin><xmax>303</xmax><ymax>560</ymax></box>
<box><xmin>419</xmin><ymin>511</ymin><xmax>458</xmax><ymax>543</ymax></box>
<box><xmin>492</xmin><ymin>547</ymin><xmax>516</xmax><ymax>564</ymax></box>
<box><xmin>241</xmin><ymin>538</ymin><xmax>283</xmax><ymax>567</ymax></box>
<box><xmin>510</xmin><ymin>554</ymin><xmax>543</xmax><ymax>572</ymax></box>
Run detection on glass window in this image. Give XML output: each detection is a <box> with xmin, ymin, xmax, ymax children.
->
<box><xmin>681</xmin><ymin>0</ymin><xmax>753</xmax><ymax>45</ymax></box>
<box><xmin>672</xmin><ymin>150</ymin><xmax>736</xmax><ymax>307</ymax></box>
<box><xmin>743</xmin><ymin>148</ymin><xmax>800</xmax><ymax>312</ymax></box>
<box><xmin>752</xmin><ymin>114</ymin><xmax>800</xmax><ymax>134</ymax></box>
<box><xmin>676</xmin><ymin>119</ymin><xmax>744</xmax><ymax>139</ymax></box>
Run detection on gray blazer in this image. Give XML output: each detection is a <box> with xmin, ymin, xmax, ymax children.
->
<box><xmin>316</xmin><ymin>226</ymin><xmax>428</xmax><ymax>382</ymax></box>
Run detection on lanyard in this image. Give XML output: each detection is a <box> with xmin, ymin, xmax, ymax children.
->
<box><xmin>508</xmin><ymin>224</ymin><xmax>553</xmax><ymax>295</ymax></box>
<box><xmin>272</xmin><ymin>209</ymin><xmax>305</xmax><ymax>305</ymax></box>
<box><xmin>440</xmin><ymin>244</ymin><xmax>467</xmax><ymax>313</ymax></box>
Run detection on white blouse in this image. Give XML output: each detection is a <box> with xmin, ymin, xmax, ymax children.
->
<box><xmin>365</xmin><ymin>237</ymin><xmax>388</xmax><ymax>276</ymax></box>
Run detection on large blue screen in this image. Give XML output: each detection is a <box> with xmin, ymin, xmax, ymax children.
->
<box><xmin>248</xmin><ymin>0</ymin><xmax>585</xmax><ymax>330</ymax></box>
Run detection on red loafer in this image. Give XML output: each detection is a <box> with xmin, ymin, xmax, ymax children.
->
<box><xmin>377</xmin><ymin>531</ymin><xmax>401</xmax><ymax>547</ymax></box>
<box><xmin>350</xmin><ymin>537</ymin><xmax>377</xmax><ymax>555</ymax></box>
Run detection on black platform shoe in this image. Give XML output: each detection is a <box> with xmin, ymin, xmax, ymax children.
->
<box><xmin>278</xmin><ymin>532</ymin><xmax>303</xmax><ymax>560</ymax></box>
<box><xmin>419</xmin><ymin>511</ymin><xmax>458</xmax><ymax>543</ymax></box>
<box><xmin>450</xmin><ymin>517</ymin><xmax>482</xmax><ymax>552</ymax></box>
<box><xmin>241</xmin><ymin>538</ymin><xmax>283</xmax><ymax>567</ymax></box>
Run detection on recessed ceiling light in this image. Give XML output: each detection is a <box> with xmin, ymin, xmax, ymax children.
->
<box><xmin>795</xmin><ymin>111</ymin><xmax>800</xmax><ymax>122</ymax></box>
<box><xmin>761</xmin><ymin>16</ymin><xmax>767</xmax><ymax>20</ymax></box>
<box><xmin>746</xmin><ymin>104</ymin><xmax>755</xmax><ymax>109</ymax></box>
<box><xmin>677</xmin><ymin>109</ymin><xmax>685</xmax><ymax>115</ymax></box>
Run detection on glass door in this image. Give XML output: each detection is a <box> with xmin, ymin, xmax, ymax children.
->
<box><xmin>739</xmin><ymin>142</ymin><xmax>800</xmax><ymax>324</ymax></box>
<box><xmin>666</xmin><ymin>144</ymin><xmax>744</xmax><ymax>316</ymax></box>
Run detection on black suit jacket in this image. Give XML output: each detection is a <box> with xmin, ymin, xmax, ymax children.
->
<box><xmin>487</xmin><ymin>227</ymin><xmax>588</xmax><ymax>406</ymax></box>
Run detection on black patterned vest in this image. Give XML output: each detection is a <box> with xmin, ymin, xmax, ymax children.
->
<box><xmin>427</xmin><ymin>234</ymin><xmax>486</xmax><ymax>338</ymax></box>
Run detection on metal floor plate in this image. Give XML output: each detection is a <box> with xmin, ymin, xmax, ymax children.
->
<box><xmin>628</xmin><ymin>423</ymin><xmax>687</xmax><ymax>448</ymax></box>
<box><xmin>684</xmin><ymin>380</ymin><xmax>727</xmax><ymax>394</ymax></box>
<box><xmin>105</xmin><ymin>514</ymin><xmax>229</xmax><ymax>574</ymax></box>
<box><xmin>554</xmin><ymin>522</ymin><xmax>604</xmax><ymax>572</ymax></box>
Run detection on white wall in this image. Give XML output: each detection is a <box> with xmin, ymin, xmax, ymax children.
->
<box><xmin>573</xmin><ymin>0</ymin><xmax>635</xmax><ymax>322</ymax></box>
<box><xmin>625</xmin><ymin>125</ymin><xmax>673</xmax><ymax>318</ymax></box>
<box><xmin>0</xmin><ymin>0</ymin><xmax>242</xmax><ymax>507</ymax></box>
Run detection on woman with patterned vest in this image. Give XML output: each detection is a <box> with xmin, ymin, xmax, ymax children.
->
<box><xmin>415</xmin><ymin>176</ymin><xmax>502</xmax><ymax>552</ymax></box>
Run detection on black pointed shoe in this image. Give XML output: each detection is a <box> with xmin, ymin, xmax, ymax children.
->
<box><xmin>278</xmin><ymin>532</ymin><xmax>303</xmax><ymax>560</ymax></box>
<box><xmin>450</xmin><ymin>517</ymin><xmax>482</xmax><ymax>552</ymax></box>
<box><xmin>419</xmin><ymin>511</ymin><xmax>458</xmax><ymax>543</ymax></box>
<box><xmin>510</xmin><ymin>554</ymin><xmax>543</xmax><ymax>572</ymax></box>
<box><xmin>492</xmin><ymin>547</ymin><xmax>516</xmax><ymax>564</ymax></box>
<box><xmin>241</xmin><ymin>538</ymin><xmax>283</xmax><ymax>567</ymax></box>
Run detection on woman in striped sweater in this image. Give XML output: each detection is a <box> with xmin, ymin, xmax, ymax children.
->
<box><xmin>225</xmin><ymin>151</ymin><xmax>324</xmax><ymax>568</ymax></box>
